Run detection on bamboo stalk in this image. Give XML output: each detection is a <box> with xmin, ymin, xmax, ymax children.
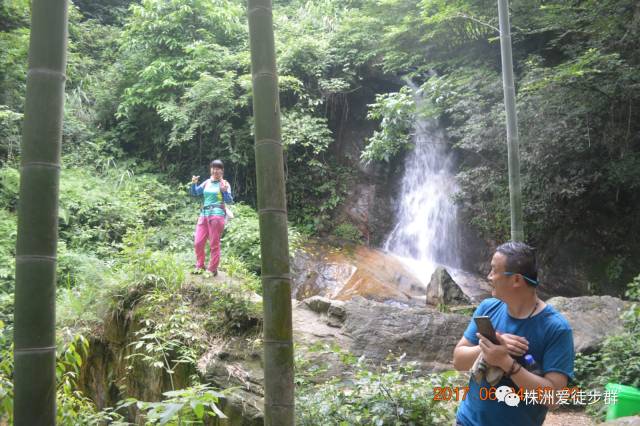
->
<box><xmin>246</xmin><ymin>0</ymin><xmax>295</xmax><ymax>424</ymax></box>
<box><xmin>13</xmin><ymin>0</ymin><xmax>68</xmax><ymax>424</ymax></box>
<box><xmin>497</xmin><ymin>0</ymin><xmax>524</xmax><ymax>242</ymax></box>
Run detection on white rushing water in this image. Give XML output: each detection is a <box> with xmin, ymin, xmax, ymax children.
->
<box><xmin>384</xmin><ymin>83</ymin><xmax>459</xmax><ymax>284</ymax></box>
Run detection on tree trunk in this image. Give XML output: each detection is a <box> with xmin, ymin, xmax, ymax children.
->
<box><xmin>13</xmin><ymin>0</ymin><xmax>68</xmax><ymax>424</ymax></box>
<box><xmin>246</xmin><ymin>1</ymin><xmax>295</xmax><ymax>425</ymax></box>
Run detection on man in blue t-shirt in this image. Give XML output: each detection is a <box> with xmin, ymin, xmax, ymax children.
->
<box><xmin>453</xmin><ymin>242</ymin><xmax>574</xmax><ymax>426</ymax></box>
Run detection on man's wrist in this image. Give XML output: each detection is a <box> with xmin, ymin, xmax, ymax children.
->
<box><xmin>499</xmin><ymin>356</ymin><xmax>513</xmax><ymax>372</ymax></box>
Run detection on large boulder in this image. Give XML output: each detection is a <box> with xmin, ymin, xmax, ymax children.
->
<box><xmin>546</xmin><ymin>295</ymin><xmax>630</xmax><ymax>353</ymax></box>
<box><xmin>426</xmin><ymin>266</ymin><xmax>492</xmax><ymax>306</ymax></box>
<box><xmin>293</xmin><ymin>295</ymin><xmax>470</xmax><ymax>372</ymax></box>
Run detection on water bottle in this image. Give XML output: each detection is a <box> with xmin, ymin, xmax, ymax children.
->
<box><xmin>523</xmin><ymin>354</ymin><xmax>543</xmax><ymax>376</ymax></box>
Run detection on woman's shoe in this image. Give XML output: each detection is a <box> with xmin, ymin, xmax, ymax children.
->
<box><xmin>192</xmin><ymin>268</ymin><xmax>204</xmax><ymax>275</ymax></box>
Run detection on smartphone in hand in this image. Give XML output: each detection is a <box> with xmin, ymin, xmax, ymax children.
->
<box><xmin>474</xmin><ymin>316</ymin><xmax>500</xmax><ymax>345</ymax></box>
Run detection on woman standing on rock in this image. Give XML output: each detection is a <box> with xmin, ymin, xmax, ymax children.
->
<box><xmin>190</xmin><ymin>159</ymin><xmax>233</xmax><ymax>276</ymax></box>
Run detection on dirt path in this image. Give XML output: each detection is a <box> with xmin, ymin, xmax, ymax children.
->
<box><xmin>544</xmin><ymin>409</ymin><xmax>595</xmax><ymax>425</ymax></box>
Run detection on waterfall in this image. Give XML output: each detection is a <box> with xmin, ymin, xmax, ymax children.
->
<box><xmin>384</xmin><ymin>82</ymin><xmax>459</xmax><ymax>284</ymax></box>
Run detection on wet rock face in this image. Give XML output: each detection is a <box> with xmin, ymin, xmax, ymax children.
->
<box><xmin>291</xmin><ymin>242</ymin><xmax>427</xmax><ymax>306</ymax></box>
<box><xmin>332</xmin><ymin>132</ymin><xmax>405</xmax><ymax>247</ymax></box>
<box><xmin>340</xmin><ymin>183</ymin><xmax>377</xmax><ymax>244</ymax></box>
<box><xmin>291</xmin><ymin>242</ymin><xmax>495</xmax><ymax>310</ymax></box>
<box><xmin>546</xmin><ymin>295</ymin><xmax>630</xmax><ymax>354</ymax></box>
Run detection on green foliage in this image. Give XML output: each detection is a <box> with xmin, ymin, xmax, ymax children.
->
<box><xmin>281</xmin><ymin>110</ymin><xmax>333</xmax><ymax>164</ymax></box>
<box><xmin>56</xmin><ymin>227</ymin><xmax>190</xmax><ymax>331</ymax></box>
<box><xmin>57</xmin><ymin>166</ymin><xmax>181</xmax><ymax>256</ymax></box>
<box><xmin>361</xmin><ymin>87</ymin><xmax>417</xmax><ymax>163</ymax></box>
<box><xmin>0</xmin><ymin>166</ymin><xmax>18</xmax><ymax>329</ymax></box>
<box><xmin>126</xmin><ymin>312</ymin><xmax>202</xmax><ymax>389</ymax></box>
<box><xmin>56</xmin><ymin>335</ymin><xmax>125</xmax><ymax>425</ymax></box>
<box><xmin>454</xmin><ymin>167</ymin><xmax>511</xmax><ymax>242</ymax></box>
<box><xmin>0</xmin><ymin>330</ymin><xmax>124</xmax><ymax>425</ymax></box>
<box><xmin>0</xmin><ymin>107</ymin><xmax>22</xmax><ymax>162</ymax></box>
<box><xmin>0</xmin><ymin>0</ymin><xmax>30</xmax><ymax>30</ymax></box>
<box><xmin>4</xmin><ymin>0</ymin><xmax>640</xmax><ymax>421</ymax></box>
<box><xmin>108</xmin><ymin>0</ymin><xmax>249</xmax><ymax>180</ymax></box>
<box><xmin>0</xmin><ymin>320</ymin><xmax>12</xmax><ymax>420</ymax></box>
<box><xmin>58</xmin><ymin>167</ymin><xmax>141</xmax><ymax>250</ymax></box>
<box><xmin>332</xmin><ymin>222</ymin><xmax>363</xmax><ymax>242</ymax></box>
<box><xmin>0</xmin><ymin>209</ymin><xmax>16</xmax><ymax>325</ymax></box>
<box><xmin>0</xmin><ymin>163</ymin><xmax>19</xmax><ymax>210</ymax></box>
<box><xmin>221</xmin><ymin>203</ymin><xmax>303</xmax><ymax>273</ymax></box>
<box><xmin>0</xmin><ymin>24</ymin><xmax>29</xmax><ymax>111</ymax></box>
<box><xmin>53</xmin><ymin>167</ymin><xmax>203</xmax><ymax>330</ymax></box>
<box><xmin>117</xmin><ymin>384</ymin><xmax>227</xmax><ymax>425</ymax></box>
<box><xmin>625</xmin><ymin>274</ymin><xmax>640</xmax><ymax>302</ymax></box>
<box><xmin>296</xmin><ymin>353</ymin><xmax>459</xmax><ymax>425</ymax></box>
<box><xmin>117</xmin><ymin>227</ymin><xmax>188</xmax><ymax>290</ymax></box>
<box><xmin>56</xmin><ymin>243</ymin><xmax>110</xmax><ymax>323</ymax></box>
<box><xmin>288</xmin><ymin>164</ymin><xmax>353</xmax><ymax>234</ymax></box>
<box><xmin>220</xmin><ymin>203</ymin><xmax>262</xmax><ymax>273</ymax></box>
<box><xmin>72</xmin><ymin>0</ymin><xmax>133</xmax><ymax>25</ymax></box>
<box><xmin>282</xmin><ymin>103</ymin><xmax>344</xmax><ymax>231</ymax></box>
<box><xmin>4</xmin><ymin>0</ymin><xmax>639</xmax><ymax>256</ymax></box>
<box><xmin>202</xmin><ymin>282</ymin><xmax>262</xmax><ymax>336</ymax></box>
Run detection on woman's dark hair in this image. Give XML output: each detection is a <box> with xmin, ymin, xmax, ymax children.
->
<box><xmin>210</xmin><ymin>159</ymin><xmax>224</xmax><ymax>169</ymax></box>
<box><xmin>496</xmin><ymin>241</ymin><xmax>538</xmax><ymax>285</ymax></box>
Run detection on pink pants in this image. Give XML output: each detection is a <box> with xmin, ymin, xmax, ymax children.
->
<box><xmin>194</xmin><ymin>215</ymin><xmax>225</xmax><ymax>272</ymax></box>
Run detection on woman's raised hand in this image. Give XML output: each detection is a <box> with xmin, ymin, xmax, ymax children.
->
<box><xmin>191</xmin><ymin>175</ymin><xmax>199</xmax><ymax>184</ymax></box>
<box><xmin>220</xmin><ymin>179</ymin><xmax>229</xmax><ymax>192</ymax></box>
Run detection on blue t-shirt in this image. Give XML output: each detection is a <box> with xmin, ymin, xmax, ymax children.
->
<box><xmin>456</xmin><ymin>298</ymin><xmax>574</xmax><ymax>426</ymax></box>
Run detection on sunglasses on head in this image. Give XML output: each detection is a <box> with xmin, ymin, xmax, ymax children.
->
<box><xmin>502</xmin><ymin>271</ymin><xmax>539</xmax><ymax>286</ymax></box>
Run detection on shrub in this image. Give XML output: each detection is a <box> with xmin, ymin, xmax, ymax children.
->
<box><xmin>0</xmin><ymin>166</ymin><xmax>19</xmax><ymax>210</ymax></box>
<box><xmin>332</xmin><ymin>222</ymin><xmax>362</xmax><ymax>242</ymax></box>
<box><xmin>0</xmin><ymin>329</ymin><xmax>124</xmax><ymax>425</ymax></box>
<box><xmin>574</xmin><ymin>274</ymin><xmax>640</xmax><ymax>420</ymax></box>
<box><xmin>221</xmin><ymin>203</ymin><xmax>303</xmax><ymax>273</ymax></box>
<box><xmin>220</xmin><ymin>203</ymin><xmax>262</xmax><ymax>272</ymax></box>
<box><xmin>0</xmin><ymin>209</ymin><xmax>16</xmax><ymax>325</ymax></box>
<box><xmin>117</xmin><ymin>385</ymin><xmax>227</xmax><ymax>425</ymax></box>
<box><xmin>296</xmin><ymin>353</ymin><xmax>459</xmax><ymax>426</ymax></box>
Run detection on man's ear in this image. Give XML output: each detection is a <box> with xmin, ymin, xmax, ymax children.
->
<box><xmin>512</xmin><ymin>274</ymin><xmax>527</xmax><ymax>288</ymax></box>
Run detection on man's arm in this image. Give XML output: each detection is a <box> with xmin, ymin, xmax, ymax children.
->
<box><xmin>454</xmin><ymin>332</ymin><xmax>529</xmax><ymax>371</ymax></box>
<box><xmin>479</xmin><ymin>334</ymin><xmax>569</xmax><ymax>408</ymax></box>
<box><xmin>510</xmin><ymin>368</ymin><xmax>568</xmax><ymax>394</ymax></box>
<box><xmin>453</xmin><ymin>337</ymin><xmax>482</xmax><ymax>371</ymax></box>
